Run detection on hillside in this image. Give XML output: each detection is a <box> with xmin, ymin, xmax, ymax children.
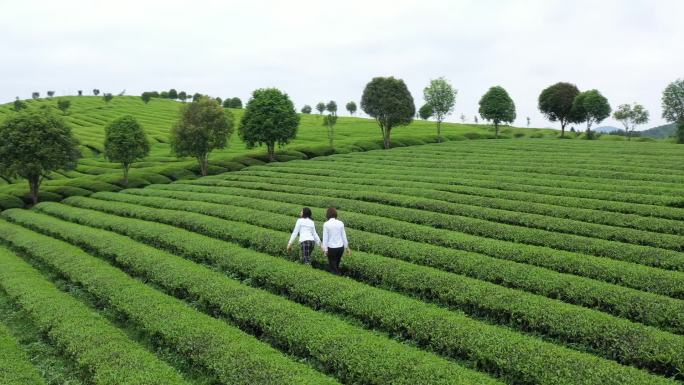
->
<box><xmin>0</xmin><ymin>96</ymin><xmax>556</xmax><ymax>208</ymax></box>
<box><xmin>641</xmin><ymin>123</ymin><xmax>677</xmax><ymax>138</ymax></box>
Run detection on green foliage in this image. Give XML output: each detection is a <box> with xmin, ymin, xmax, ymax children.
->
<box><xmin>168</xmin><ymin>88</ymin><xmax>178</xmax><ymax>99</ymax></box>
<box><xmin>538</xmin><ymin>82</ymin><xmax>580</xmax><ymax>137</ymax></box>
<box><xmin>12</xmin><ymin>99</ymin><xmax>27</xmax><ymax>111</ymax></box>
<box><xmin>239</xmin><ymin>88</ymin><xmax>299</xmax><ymax>161</ymax></box>
<box><xmin>92</xmin><ymin>89</ymin><xmax>100</xmax><ymax>96</ymax></box>
<box><xmin>102</xmin><ymin>93</ymin><xmax>113</xmax><ymax>104</ymax></box>
<box><xmin>170</xmin><ymin>97</ymin><xmax>234</xmax><ymax>176</ymax></box>
<box><xmin>177</xmin><ymin>91</ymin><xmax>187</xmax><ymax>102</ymax></box>
<box><xmin>0</xmin><ymin>322</ymin><xmax>45</xmax><ymax>385</ymax></box>
<box><xmin>140</xmin><ymin>91</ymin><xmax>152</xmax><ymax>104</ymax></box>
<box><xmin>31</xmin><ymin>92</ymin><xmax>39</xmax><ymax>99</ymax></box>
<box><xmin>192</xmin><ymin>92</ymin><xmax>201</xmax><ymax>102</ymax></box>
<box><xmin>661</xmin><ymin>79</ymin><xmax>684</xmax><ymax>143</ymax></box>
<box><xmin>423</xmin><ymin>77</ymin><xmax>457</xmax><ymax>141</ymax></box>
<box><xmin>361</xmin><ymin>76</ymin><xmax>416</xmax><ymax>149</ymax></box>
<box><xmin>345</xmin><ymin>101</ymin><xmax>357</xmax><ymax>115</ymax></box>
<box><xmin>315</xmin><ymin>102</ymin><xmax>325</xmax><ymax>114</ymax></box>
<box><xmin>47</xmin><ymin>91</ymin><xmax>55</xmax><ymax>98</ymax></box>
<box><xmin>613</xmin><ymin>103</ymin><xmax>649</xmax><ymax>140</ymax></box>
<box><xmin>229</xmin><ymin>97</ymin><xmax>242</xmax><ymax>108</ymax></box>
<box><xmin>572</xmin><ymin>89</ymin><xmax>611</xmax><ymax>139</ymax></box>
<box><xmin>301</xmin><ymin>104</ymin><xmax>312</xmax><ymax>114</ymax></box>
<box><xmin>0</xmin><ymin>109</ymin><xmax>80</xmax><ymax>204</ymax></box>
<box><xmin>56</xmin><ymin>99</ymin><xmax>70</xmax><ymax>114</ymax></box>
<box><xmin>104</xmin><ymin>115</ymin><xmax>150</xmax><ymax>184</ymax></box>
<box><xmin>418</xmin><ymin>103</ymin><xmax>433</xmax><ymax>120</ymax></box>
<box><xmin>478</xmin><ymin>86</ymin><xmax>516</xmax><ymax>138</ymax></box>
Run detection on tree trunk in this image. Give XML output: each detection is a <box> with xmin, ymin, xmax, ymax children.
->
<box><xmin>28</xmin><ymin>175</ymin><xmax>40</xmax><ymax>206</ymax></box>
<box><xmin>267</xmin><ymin>143</ymin><xmax>275</xmax><ymax>161</ymax></box>
<box><xmin>677</xmin><ymin>120</ymin><xmax>684</xmax><ymax>144</ymax></box>
<box><xmin>437</xmin><ymin>120</ymin><xmax>442</xmax><ymax>143</ymax></box>
<box><xmin>197</xmin><ymin>155</ymin><xmax>209</xmax><ymax>176</ymax></box>
<box><xmin>123</xmin><ymin>163</ymin><xmax>130</xmax><ymax>185</ymax></box>
<box><xmin>560</xmin><ymin>120</ymin><xmax>566</xmax><ymax>138</ymax></box>
<box><xmin>494</xmin><ymin>122</ymin><xmax>499</xmax><ymax>138</ymax></box>
<box><xmin>383</xmin><ymin>127</ymin><xmax>392</xmax><ymax>149</ymax></box>
<box><xmin>328</xmin><ymin>123</ymin><xmax>334</xmax><ymax>148</ymax></box>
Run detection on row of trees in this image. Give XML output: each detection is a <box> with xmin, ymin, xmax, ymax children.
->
<box><xmin>140</xmin><ymin>89</ymin><xmax>243</xmax><ymax>108</ymax></box>
<box><xmin>301</xmin><ymin>101</ymin><xmax>357</xmax><ymax>116</ymax></box>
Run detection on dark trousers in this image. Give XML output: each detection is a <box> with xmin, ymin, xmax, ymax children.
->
<box><xmin>327</xmin><ymin>247</ymin><xmax>344</xmax><ymax>274</ymax></box>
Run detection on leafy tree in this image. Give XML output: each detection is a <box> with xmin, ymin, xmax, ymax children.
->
<box><xmin>301</xmin><ymin>105</ymin><xmax>312</xmax><ymax>114</ymax></box>
<box><xmin>0</xmin><ymin>109</ymin><xmax>80</xmax><ymax>205</ymax></box>
<box><xmin>160</xmin><ymin>91</ymin><xmax>169</xmax><ymax>99</ymax></box>
<box><xmin>171</xmin><ymin>97</ymin><xmax>234</xmax><ymax>176</ymax></box>
<box><xmin>526</xmin><ymin>116</ymin><xmax>531</xmax><ymax>127</ymax></box>
<box><xmin>423</xmin><ymin>77</ymin><xmax>457</xmax><ymax>142</ymax></box>
<box><xmin>229</xmin><ymin>97</ymin><xmax>242</xmax><ymax>108</ymax></box>
<box><xmin>361</xmin><ymin>76</ymin><xmax>415</xmax><ymax>149</ymax></box>
<box><xmin>57</xmin><ymin>99</ymin><xmax>71</xmax><ymax>115</ymax></box>
<box><xmin>192</xmin><ymin>92</ymin><xmax>202</xmax><ymax>102</ymax></box>
<box><xmin>346</xmin><ymin>101</ymin><xmax>357</xmax><ymax>115</ymax></box>
<box><xmin>613</xmin><ymin>103</ymin><xmax>649</xmax><ymax>141</ymax></box>
<box><xmin>77</xmin><ymin>90</ymin><xmax>83</xmax><ymax>96</ymax></box>
<box><xmin>479</xmin><ymin>86</ymin><xmax>516</xmax><ymax>138</ymax></box>
<box><xmin>474</xmin><ymin>115</ymin><xmax>478</xmax><ymax>124</ymax></box>
<box><xmin>538</xmin><ymin>82</ymin><xmax>581</xmax><ymax>137</ymax></box>
<box><xmin>93</xmin><ymin>89</ymin><xmax>100</xmax><ymax>96</ymax></box>
<box><xmin>104</xmin><ymin>115</ymin><xmax>150</xmax><ymax>184</ymax></box>
<box><xmin>222</xmin><ymin>98</ymin><xmax>231</xmax><ymax>108</ymax></box>
<box><xmin>323</xmin><ymin>100</ymin><xmax>338</xmax><ymax>148</ymax></box>
<box><xmin>168</xmin><ymin>89</ymin><xmax>178</xmax><ymax>99</ymax></box>
<box><xmin>316</xmin><ymin>102</ymin><xmax>326</xmax><ymax>115</ymax></box>
<box><xmin>418</xmin><ymin>103</ymin><xmax>433</xmax><ymax>120</ymax></box>
<box><xmin>661</xmin><ymin>79</ymin><xmax>684</xmax><ymax>143</ymax></box>
<box><xmin>239</xmin><ymin>88</ymin><xmax>299</xmax><ymax>161</ymax></box>
<box><xmin>150</xmin><ymin>91</ymin><xmax>160</xmax><ymax>98</ymax></box>
<box><xmin>178</xmin><ymin>91</ymin><xmax>187</xmax><ymax>102</ymax></box>
<box><xmin>141</xmin><ymin>92</ymin><xmax>152</xmax><ymax>104</ymax></box>
<box><xmin>103</xmin><ymin>93</ymin><xmax>114</xmax><ymax>104</ymax></box>
<box><xmin>571</xmin><ymin>89</ymin><xmax>611</xmax><ymax>140</ymax></box>
<box><xmin>47</xmin><ymin>91</ymin><xmax>55</xmax><ymax>98</ymax></box>
<box><xmin>32</xmin><ymin>92</ymin><xmax>40</xmax><ymax>100</ymax></box>
<box><xmin>13</xmin><ymin>99</ymin><xmax>27</xmax><ymax>111</ymax></box>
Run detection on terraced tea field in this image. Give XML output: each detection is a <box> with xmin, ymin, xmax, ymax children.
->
<box><xmin>1</xmin><ymin>139</ymin><xmax>683</xmax><ymax>385</ymax></box>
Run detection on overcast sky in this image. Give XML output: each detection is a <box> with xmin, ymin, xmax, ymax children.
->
<box><xmin>1</xmin><ymin>0</ymin><xmax>682</xmax><ymax>129</ymax></box>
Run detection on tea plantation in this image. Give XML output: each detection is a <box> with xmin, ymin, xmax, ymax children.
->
<box><xmin>0</xmin><ymin>138</ymin><xmax>682</xmax><ymax>385</ymax></box>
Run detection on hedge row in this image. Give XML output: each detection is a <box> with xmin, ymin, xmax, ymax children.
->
<box><xmin>0</xmin><ymin>322</ymin><xmax>45</xmax><ymax>385</ymax></box>
<box><xmin>119</xmin><ymin>187</ymin><xmax>684</xmax><ymax>332</ymax></box>
<box><xmin>238</xmin><ymin>165</ymin><xmax>684</xmax><ymax>236</ymax></box>
<box><xmin>213</xmin><ymin>171</ymin><xmax>684</xmax><ymax>250</ymax></box>
<box><xmin>151</xmin><ymin>183</ymin><xmax>684</xmax><ymax>298</ymax></box>
<box><xmin>36</xmin><ymin>198</ymin><xmax>684</xmax><ymax>378</ymax></box>
<box><xmin>0</xmin><ymin>220</ymin><xmax>337</xmax><ymax>385</ymax></box>
<box><xmin>6</xmin><ymin>209</ymin><xmax>502</xmax><ymax>385</ymax></box>
<box><xmin>0</xmin><ymin>245</ymin><xmax>188</xmax><ymax>385</ymax></box>
<box><xmin>26</xmin><ymin>202</ymin><xmax>679</xmax><ymax>385</ymax></box>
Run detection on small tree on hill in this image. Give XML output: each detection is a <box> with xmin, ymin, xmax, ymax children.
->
<box><xmin>104</xmin><ymin>115</ymin><xmax>150</xmax><ymax>185</ymax></box>
<box><xmin>538</xmin><ymin>82</ymin><xmax>581</xmax><ymax>138</ymax></box>
<box><xmin>526</xmin><ymin>116</ymin><xmax>531</xmax><ymax>127</ymax></box>
<box><xmin>479</xmin><ymin>86</ymin><xmax>516</xmax><ymax>138</ymax></box>
<box><xmin>229</xmin><ymin>97</ymin><xmax>242</xmax><ymax>108</ymax></box>
<box><xmin>13</xmin><ymin>99</ymin><xmax>27</xmax><ymax>111</ymax></box>
<box><xmin>346</xmin><ymin>101</ymin><xmax>357</xmax><ymax>116</ymax></box>
<box><xmin>239</xmin><ymin>88</ymin><xmax>299</xmax><ymax>161</ymax></box>
<box><xmin>474</xmin><ymin>115</ymin><xmax>478</xmax><ymax>124</ymax></box>
<box><xmin>323</xmin><ymin>100</ymin><xmax>338</xmax><ymax>148</ymax></box>
<box><xmin>0</xmin><ymin>109</ymin><xmax>80</xmax><ymax>205</ymax></box>
<box><xmin>301</xmin><ymin>105</ymin><xmax>312</xmax><ymax>114</ymax></box>
<box><xmin>57</xmin><ymin>99</ymin><xmax>71</xmax><ymax>115</ymax></box>
<box><xmin>418</xmin><ymin>104</ymin><xmax>433</xmax><ymax>120</ymax></box>
<box><xmin>103</xmin><ymin>93</ymin><xmax>114</xmax><ymax>104</ymax></box>
<box><xmin>316</xmin><ymin>102</ymin><xmax>326</xmax><ymax>115</ymax></box>
<box><xmin>47</xmin><ymin>91</ymin><xmax>55</xmax><ymax>98</ymax></box>
<box><xmin>661</xmin><ymin>79</ymin><xmax>684</xmax><ymax>143</ymax></box>
<box><xmin>171</xmin><ymin>97</ymin><xmax>234</xmax><ymax>176</ymax></box>
<box><xmin>192</xmin><ymin>93</ymin><xmax>202</xmax><ymax>102</ymax></box>
<box><xmin>141</xmin><ymin>92</ymin><xmax>152</xmax><ymax>104</ymax></box>
<box><xmin>93</xmin><ymin>89</ymin><xmax>100</xmax><ymax>96</ymax></box>
<box><xmin>571</xmin><ymin>89</ymin><xmax>611</xmax><ymax>140</ymax></box>
<box><xmin>32</xmin><ymin>92</ymin><xmax>40</xmax><ymax>99</ymax></box>
<box><xmin>613</xmin><ymin>103</ymin><xmax>649</xmax><ymax>141</ymax></box>
<box><xmin>222</xmin><ymin>98</ymin><xmax>231</xmax><ymax>108</ymax></box>
<box><xmin>178</xmin><ymin>91</ymin><xmax>187</xmax><ymax>102</ymax></box>
<box><xmin>160</xmin><ymin>91</ymin><xmax>169</xmax><ymax>99</ymax></box>
<box><xmin>423</xmin><ymin>77</ymin><xmax>457</xmax><ymax>142</ymax></box>
<box><xmin>78</xmin><ymin>90</ymin><xmax>83</xmax><ymax>96</ymax></box>
<box><xmin>361</xmin><ymin>76</ymin><xmax>415</xmax><ymax>149</ymax></box>
<box><xmin>168</xmin><ymin>89</ymin><xmax>178</xmax><ymax>99</ymax></box>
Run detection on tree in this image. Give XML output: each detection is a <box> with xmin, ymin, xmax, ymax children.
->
<box><xmin>571</xmin><ymin>89</ymin><xmax>611</xmax><ymax>140</ymax></box>
<box><xmin>103</xmin><ymin>93</ymin><xmax>114</xmax><ymax>104</ymax></box>
<box><xmin>47</xmin><ymin>91</ymin><xmax>55</xmax><ymax>98</ymax></box>
<box><xmin>316</xmin><ymin>102</ymin><xmax>326</xmax><ymax>115</ymax></box>
<box><xmin>526</xmin><ymin>116</ymin><xmax>531</xmax><ymax>127</ymax></box>
<box><xmin>460</xmin><ymin>114</ymin><xmax>466</xmax><ymax>123</ymax></box>
<box><xmin>423</xmin><ymin>77</ymin><xmax>457</xmax><ymax>142</ymax></box>
<box><xmin>57</xmin><ymin>99</ymin><xmax>71</xmax><ymax>115</ymax></box>
<box><xmin>538</xmin><ymin>82</ymin><xmax>581</xmax><ymax>138</ymax></box>
<box><xmin>479</xmin><ymin>86</ymin><xmax>516</xmax><ymax>138</ymax></box>
<box><xmin>613</xmin><ymin>103</ymin><xmax>649</xmax><ymax>141</ymax></box>
<box><xmin>229</xmin><ymin>97</ymin><xmax>242</xmax><ymax>108</ymax></box>
<box><xmin>661</xmin><ymin>79</ymin><xmax>684</xmax><ymax>143</ymax></box>
<box><xmin>222</xmin><ymin>98</ymin><xmax>231</xmax><ymax>108</ymax></box>
<box><xmin>141</xmin><ymin>92</ymin><xmax>152</xmax><ymax>104</ymax></box>
<box><xmin>418</xmin><ymin>104</ymin><xmax>433</xmax><ymax>120</ymax></box>
<box><xmin>361</xmin><ymin>77</ymin><xmax>415</xmax><ymax>149</ymax></box>
<box><xmin>346</xmin><ymin>101</ymin><xmax>357</xmax><ymax>115</ymax></box>
<box><xmin>104</xmin><ymin>115</ymin><xmax>150</xmax><ymax>185</ymax></box>
<box><xmin>13</xmin><ymin>99</ymin><xmax>27</xmax><ymax>111</ymax></box>
<box><xmin>323</xmin><ymin>100</ymin><xmax>338</xmax><ymax>148</ymax></box>
<box><xmin>301</xmin><ymin>105</ymin><xmax>312</xmax><ymax>114</ymax></box>
<box><xmin>178</xmin><ymin>91</ymin><xmax>187</xmax><ymax>102</ymax></box>
<box><xmin>168</xmin><ymin>89</ymin><xmax>178</xmax><ymax>99</ymax></box>
<box><xmin>171</xmin><ymin>97</ymin><xmax>234</xmax><ymax>176</ymax></box>
<box><xmin>78</xmin><ymin>90</ymin><xmax>83</xmax><ymax>96</ymax></box>
<box><xmin>93</xmin><ymin>89</ymin><xmax>100</xmax><ymax>96</ymax></box>
<box><xmin>160</xmin><ymin>91</ymin><xmax>169</xmax><ymax>99</ymax></box>
<box><xmin>192</xmin><ymin>93</ymin><xmax>202</xmax><ymax>102</ymax></box>
<box><xmin>214</xmin><ymin>97</ymin><xmax>222</xmax><ymax>106</ymax></box>
<box><xmin>32</xmin><ymin>92</ymin><xmax>40</xmax><ymax>99</ymax></box>
<box><xmin>0</xmin><ymin>109</ymin><xmax>80</xmax><ymax>205</ymax></box>
<box><xmin>239</xmin><ymin>88</ymin><xmax>299</xmax><ymax>161</ymax></box>
<box><xmin>474</xmin><ymin>116</ymin><xmax>479</xmax><ymax>124</ymax></box>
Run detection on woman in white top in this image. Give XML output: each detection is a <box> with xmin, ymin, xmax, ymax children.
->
<box><xmin>321</xmin><ymin>207</ymin><xmax>351</xmax><ymax>275</ymax></box>
<box><xmin>287</xmin><ymin>207</ymin><xmax>321</xmax><ymax>265</ymax></box>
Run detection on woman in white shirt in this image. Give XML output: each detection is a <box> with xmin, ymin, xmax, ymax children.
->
<box><xmin>321</xmin><ymin>207</ymin><xmax>351</xmax><ymax>275</ymax></box>
<box><xmin>287</xmin><ymin>207</ymin><xmax>321</xmax><ymax>265</ymax></box>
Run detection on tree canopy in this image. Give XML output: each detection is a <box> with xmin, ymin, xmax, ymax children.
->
<box><xmin>423</xmin><ymin>77</ymin><xmax>457</xmax><ymax>141</ymax></box>
<box><xmin>323</xmin><ymin>100</ymin><xmax>338</xmax><ymax>148</ymax></box>
<box><xmin>57</xmin><ymin>99</ymin><xmax>71</xmax><ymax>115</ymax></box>
<box><xmin>104</xmin><ymin>115</ymin><xmax>150</xmax><ymax>184</ymax></box>
<box><xmin>316</xmin><ymin>102</ymin><xmax>326</xmax><ymax>115</ymax></box>
<box><xmin>301</xmin><ymin>105</ymin><xmax>312</xmax><ymax>114</ymax></box>
<box><xmin>662</xmin><ymin>79</ymin><xmax>684</xmax><ymax>143</ymax></box>
<box><xmin>103</xmin><ymin>93</ymin><xmax>114</xmax><ymax>104</ymax></box>
<box><xmin>171</xmin><ymin>97</ymin><xmax>234</xmax><ymax>175</ymax></box>
<box><xmin>168</xmin><ymin>89</ymin><xmax>178</xmax><ymax>99</ymax></box>
<box><xmin>613</xmin><ymin>103</ymin><xmax>649</xmax><ymax>141</ymax></box>
<box><xmin>0</xmin><ymin>109</ymin><xmax>80</xmax><ymax>204</ymax></box>
<box><xmin>538</xmin><ymin>82</ymin><xmax>580</xmax><ymax>137</ymax></box>
<box><xmin>239</xmin><ymin>88</ymin><xmax>299</xmax><ymax>161</ymax></box>
<box><xmin>346</xmin><ymin>101</ymin><xmax>357</xmax><ymax>115</ymax></box>
<box><xmin>479</xmin><ymin>86</ymin><xmax>516</xmax><ymax>138</ymax></box>
<box><xmin>361</xmin><ymin>76</ymin><xmax>415</xmax><ymax>149</ymax></box>
<box><xmin>571</xmin><ymin>89</ymin><xmax>611</xmax><ymax>139</ymax></box>
<box><xmin>418</xmin><ymin>104</ymin><xmax>433</xmax><ymax>120</ymax></box>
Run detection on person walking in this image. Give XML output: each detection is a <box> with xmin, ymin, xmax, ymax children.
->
<box><xmin>287</xmin><ymin>207</ymin><xmax>321</xmax><ymax>265</ymax></box>
<box><xmin>321</xmin><ymin>207</ymin><xmax>351</xmax><ymax>275</ymax></box>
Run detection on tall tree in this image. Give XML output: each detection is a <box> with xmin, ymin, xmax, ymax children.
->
<box><xmin>316</xmin><ymin>102</ymin><xmax>326</xmax><ymax>115</ymax></box>
<box><xmin>57</xmin><ymin>99</ymin><xmax>71</xmax><ymax>115</ymax></box>
<box><xmin>0</xmin><ymin>109</ymin><xmax>80</xmax><ymax>205</ymax></box>
<box><xmin>661</xmin><ymin>79</ymin><xmax>684</xmax><ymax>143</ymax></box>
<box><xmin>571</xmin><ymin>89</ymin><xmax>611</xmax><ymax>140</ymax></box>
<box><xmin>423</xmin><ymin>77</ymin><xmax>457</xmax><ymax>142</ymax></box>
<box><xmin>168</xmin><ymin>89</ymin><xmax>178</xmax><ymax>99</ymax></box>
<box><xmin>538</xmin><ymin>82</ymin><xmax>581</xmax><ymax>137</ymax></box>
<box><xmin>103</xmin><ymin>93</ymin><xmax>114</xmax><ymax>104</ymax></box>
<box><xmin>479</xmin><ymin>86</ymin><xmax>516</xmax><ymax>138</ymax></box>
<box><xmin>613</xmin><ymin>103</ymin><xmax>649</xmax><ymax>141</ymax></box>
<box><xmin>361</xmin><ymin>76</ymin><xmax>415</xmax><ymax>149</ymax></box>
<box><xmin>141</xmin><ymin>92</ymin><xmax>152</xmax><ymax>104</ymax></box>
<box><xmin>301</xmin><ymin>105</ymin><xmax>312</xmax><ymax>114</ymax></box>
<box><xmin>239</xmin><ymin>88</ymin><xmax>299</xmax><ymax>161</ymax></box>
<box><xmin>323</xmin><ymin>100</ymin><xmax>338</xmax><ymax>148</ymax></box>
<box><xmin>104</xmin><ymin>115</ymin><xmax>150</xmax><ymax>184</ymax></box>
<box><xmin>346</xmin><ymin>101</ymin><xmax>357</xmax><ymax>116</ymax></box>
<box><xmin>178</xmin><ymin>91</ymin><xmax>187</xmax><ymax>102</ymax></box>
<box><xmin>171</xmin><ymin>97</ymin><xmax>234</xmax><ymax>176</ymax></box>
<box><xmin>418</xmin><ymin>104</ymin><xmax>433</xmax><ymax>120</ymax></box>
